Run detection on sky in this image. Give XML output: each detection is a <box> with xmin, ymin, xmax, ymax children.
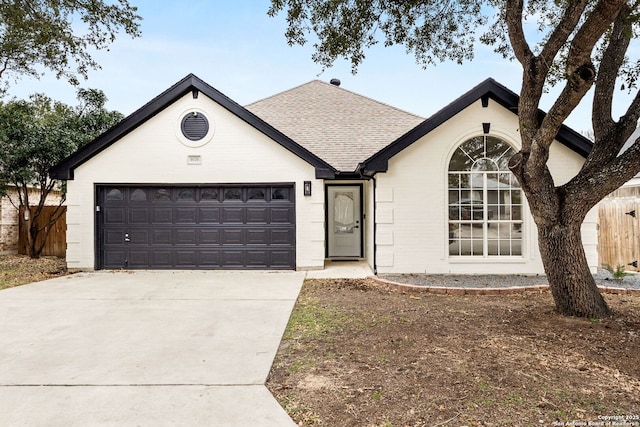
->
<box><xmin>3</xmin><ymin>0</ymin><xmax>631</xmax><ymax>133</ymax></box>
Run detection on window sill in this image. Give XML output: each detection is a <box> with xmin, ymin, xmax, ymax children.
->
<box><xmin>448</xmin><ymin>256</ymin><xmax>527</xmax><ymax>263</ymax></box>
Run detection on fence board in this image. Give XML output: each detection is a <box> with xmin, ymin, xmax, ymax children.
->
<box><xmin>598</xmin><ymin>200</ymin><xmax>639</xmax><ymax>272</ymax></box>
<box><xmin>18</xmin><ymin>206</ymin><xmax>67</xmax><ymax>257</ymax></box>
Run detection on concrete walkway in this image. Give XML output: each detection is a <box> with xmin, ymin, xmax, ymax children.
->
<box><xmin>306</xmin><ymin>260</ymin><xmax>374</xmax><ymax>279</ymax></box>
<box><xmin>0</xmin><ymin>270</ymin><xmax>304</xmax><ymax>426</ymax></box>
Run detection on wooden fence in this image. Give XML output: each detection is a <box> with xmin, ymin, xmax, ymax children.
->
<box><xmin>18</xmin><ymin>206</ymin><xmax>67</xmax><ymax>257</ymax></box>
<box><xmin>598</xmin><ymin>199</ymin><xmax>640</xmax><ymax>272</ymax></box>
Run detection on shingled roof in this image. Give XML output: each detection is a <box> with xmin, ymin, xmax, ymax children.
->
<box><xmin>245</xmin><ymin>80</ymin><xmax>425</xmax><ymax>172</ymax></box>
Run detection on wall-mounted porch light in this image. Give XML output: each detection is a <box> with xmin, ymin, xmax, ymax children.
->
<box><xmin>304</xmin><ymin>181</ymin><xmax>312</xmax><ymax>196</ymax></box>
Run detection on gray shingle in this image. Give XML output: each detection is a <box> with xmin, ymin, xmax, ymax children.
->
<box><xmin>245</xmin><ymin>80</ymin><xmax>425</xmax><ymax>172</ymax></box>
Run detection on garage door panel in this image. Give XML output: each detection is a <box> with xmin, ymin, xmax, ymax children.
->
<box><xmin>198</xmin><ymin>229</ymin><xmax>220</xmax><ymax>244</ymax></box>
<box><xmin>103</xmin><ymin>250</ymin><xmax>126</xmax><ymax>268</ymax></box>
<box><xmin>199</xmin><ymin>250</ymin><xmax>221</xmax><ymax>267</ymax></box>
<box><xmin>247</xmin><ymin>208</ymin><xmax>268</xmax><ymax>223</ymax></box>
<box><xmin>98</xmin><ymin>185</ymin><xmax>295</xmax><ymax>270</ymax></box>
<box><xmin>271</xmin><ymin>250</ymin><xmax>295</xmax><ymax>268</ymax></box>
<box><xmin>149</xmin><ymin>229</ymin><xmax>170</xmax><ymax>245</ymax></box>
<box><xmin>271</xmin><ymin>228</ymin><xmax>295</xmax><ymax>245</ymax></box>
<box><xmin>175</xmin><ymin>229</ymin><xmax>197</xmax><ymax>245</ymax></box>
<box><xmin>104</xmin><ymin>208</ymin><xmax>125</xmax><ymax>224</ymax></box>
<box><xmin>150</xmin><ymin>250</ymin><xmax>173</xmax><ymax>268</ymax></box>
<box><xmin>176</xmin><ymin>208</ymin><xmax>197</xmax><ymax>223</ymax></box>
<box><xmin>130</xmin><ymin>229</ymin><xmax>150</xmax><ymax>245</ymax></box>
<box><xmin>271</xmin><ymin>207</ymin><xmax>293</xmax><ymax>223</ymax></box>
<box><xmin>128</xmin><ymin>251</ymin><xmax>150</xmax><ymax>267</ymax></box>
<box><xmin>129</xmin><ymin>208</ymin><xmax>149</xmax><ymax>223</ymax></box>
<box><xmin>198</xmin><ymin>207</ymin><xmax>220</xmax><ymax>223</ymax></box>
<box><xmin>221</xmin><ymin>251</ymin><xmax>244</xmax><ymax>267</ymax></box>
<box><xmin>222</xmin><ymin>207</ymin><xmax>244</xmax><ymax>223</ymax></box>
<box><xmin>247</xmin><ymin>229</ymin><xmax>268</xmax><ymax>245</ymax></box>
<box><xmin>151</xmin><ymin>208</ymin><xmax>173</xmax><ymax>223</ymax></box>
<box><xmin>246</xmin><ymin>250</ymin><xmax>268</xmax><ymax>267</ymax></box>
<box><xmin>176</xmin><ymin>251</ymin><xmax>197</xmax><ymax>267</ymax></box>
<box><xmin>221</xmin><ymin>229</ymin><xmax>244</xmax><ymax>245</ymax></box>
<box><xmin>104</xmin><ymin>229</ymin><xmax>125</xmax><ymax>245</ymax></box>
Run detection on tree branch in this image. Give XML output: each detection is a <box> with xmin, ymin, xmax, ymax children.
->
<box><xmin>582</xmin><ymin>5</ymin><xmax>640</xmax><ymax>175</ymax></box>
<box><xmin>592</xmin><ymin>4</ymin><xmax>631</xmax><ymax>137</ymax></box>
<box><xmin>616</xmin><ymin>88</ymin><xmax>640</xmax><ymax>142</ymax></box>
<box><xmin>505</xmin><ymin>0</ymin><xmax>532</xmax><ymax>66</ymax></box>
<box><xmin>537</xmin><ymin>0</ymin><xmax>625</xmax><ymax>150</ymax></box>
<box><xmin>564</xmin><ymin>138</ymin><xmax>640</xmax><ymax>211</ymax></box>
<box><xmin>538</xmin><ymin>0</ymin><xmax>589</xmax><ymax>70</ymax></box>
<box><xmin>0</xmin><ymin>57</ymin><xmax>10</xmax><ymax>80</ymax></box>
<box><xmin>506</xmin><ymin>0</ymin><xmax>545</xmax><ymax>152</ymax></box>
<box><xmin>567</xmin><ymin>0</ymin><xmax>624</xmax><ymax>70</ymax></box>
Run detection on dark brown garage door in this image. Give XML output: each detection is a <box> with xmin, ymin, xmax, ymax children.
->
<box><xmin>97</xmin><ymin>185</ymin><xmax>295</xmax><ymax>270</ymax></box>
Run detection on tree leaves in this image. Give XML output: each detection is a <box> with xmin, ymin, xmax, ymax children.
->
<box><xmin>269</xmin><ymin>0</ymin><xmax>488</xmax><ymax>73</ymax></box>
<box><xmin>0</xmin><ymin>0</ymin><xmax>142</xmax><ymax>87</ymax></box>
<box><xmin>0</xmin><ymin>90</ymin><xmax>123</xmax><ymax>256</ymax></box>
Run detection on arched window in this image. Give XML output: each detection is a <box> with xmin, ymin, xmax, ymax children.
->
<box><xmin>448</xmin><ymin>136</ymin><xmax>523</xmax><ymax>257</ymax></box>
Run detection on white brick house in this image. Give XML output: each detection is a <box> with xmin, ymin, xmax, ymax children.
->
<box><xmin>51</xmin><ymin>74</ymin><xmax>596</xmax><ymax>273</ymax></box>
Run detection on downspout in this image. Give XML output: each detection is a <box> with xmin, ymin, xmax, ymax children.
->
<box><xmin>372</xmin><ymin>174</ymin><xmax>377</xmax><ymax>275</ymax></box>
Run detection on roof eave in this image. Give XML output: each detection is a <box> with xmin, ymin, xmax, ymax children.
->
<box><xmin>358</xmin><ymin>78</ymin><xmax>593</xmax><ymax>174</ymax></box>
<box><xmin>50</xmin><ymin>74</ymin><xmax>336</xmax><ymax>180</ymax></box>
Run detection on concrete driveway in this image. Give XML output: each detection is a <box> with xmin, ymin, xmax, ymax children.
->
<box><xmin>0</xmin><ymin>270</ymin><xmax>304</xmax><ymax>426</ymax></box>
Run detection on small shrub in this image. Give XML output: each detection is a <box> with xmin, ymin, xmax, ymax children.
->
<box><xmin>602</xmin><ymin>263</ymin><xmax>632</xmax><ymax>281</ymax></box>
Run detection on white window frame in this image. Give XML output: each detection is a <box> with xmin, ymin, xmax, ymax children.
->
<box><xmin>447</xmin><ymin>135</ymin><xmax>524</xmax><ymax>259</ymax></box>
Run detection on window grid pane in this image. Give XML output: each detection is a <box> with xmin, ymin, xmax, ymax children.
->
<box><xmin>448</xmin><ymin>136</ymin><xmax>522</xmax><ymax>258</ymax></box>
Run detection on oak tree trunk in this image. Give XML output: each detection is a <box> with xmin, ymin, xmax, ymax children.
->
<box><xmin>21</xmin><ymin>210</ymin><xmax>36</xmax><ymax>258</ymax></box>
<box><xmin>29</xmin><ymin>216</ymin><xmax>44</xmax><ymax>259</ymax></box>
<box><xmin>537</xmin><ymin>221</ymin><xmax>611</xmax><ymax>318</ymax></box>
<box><xmin>21</xmin><ymin>207</ymin><xmax>45</xmax><ymax>259</ymax></box>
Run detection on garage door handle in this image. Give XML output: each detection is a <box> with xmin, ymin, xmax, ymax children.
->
<box><xmin>124</xmin><ymin>233</ymin><xmax>131</xmax><ymax>242</ymax></box>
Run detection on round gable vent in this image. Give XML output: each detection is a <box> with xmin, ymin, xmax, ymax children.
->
<box><xmin>181</xmin><ymin>112</ymin><xmax>209</xmax><ymax>141</ymax></box>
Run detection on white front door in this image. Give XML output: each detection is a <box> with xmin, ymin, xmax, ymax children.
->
<box><xmin>327</xmin><ymin>185</ymin><xmax>362</xmax><ymax>258</ymax></box>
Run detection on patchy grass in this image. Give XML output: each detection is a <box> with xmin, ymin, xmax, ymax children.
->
<box><xmin>284</xmin><ymin>292</ymin><xmax>357</xmax><ymax>341</ymax></box>
<box><xmin>0</xmin><ymin>254</ymin><xmax>68</xmax><ymax>290</ymax></box>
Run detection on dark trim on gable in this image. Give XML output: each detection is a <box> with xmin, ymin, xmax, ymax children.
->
<box><xmin>358</xmin><ymin>78</ymin><xmax>593</xmax><ymax>175</ymax></box>
<box><xmin>51</xmin><ymin>74</ymin><xmax>336</xmax><ymax>180</ymax></box>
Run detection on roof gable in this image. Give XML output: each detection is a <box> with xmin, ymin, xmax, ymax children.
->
<box><xmin>245</xmin><ymin>80</ymin><xmax>425</xmax><ymax>172</ymax></box>
<box><xmin>51</xmin><ymin>74</ymin><xmax>336</xmax><ymax>180</ymax></box>
<box><xmin>358</xmin><ymin>78</ymin><xmax>593</xmax><ymax>174</ymax></box>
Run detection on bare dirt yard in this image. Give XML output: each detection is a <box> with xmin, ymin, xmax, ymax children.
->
<box><xmin>0</xmin><ymin>254</ymin><xmax>67</xmax><ymax>289</ymax></box>
<box><xmin>267</xmin><ymin>278</ymin><xmax>640</xmax><ymax>427</ymax></box>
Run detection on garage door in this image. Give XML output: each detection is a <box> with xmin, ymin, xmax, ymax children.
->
<box><xmin>97</xmin><ymin>185</ymin><xmax>295</xmax><ymax>269</ymax></box>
